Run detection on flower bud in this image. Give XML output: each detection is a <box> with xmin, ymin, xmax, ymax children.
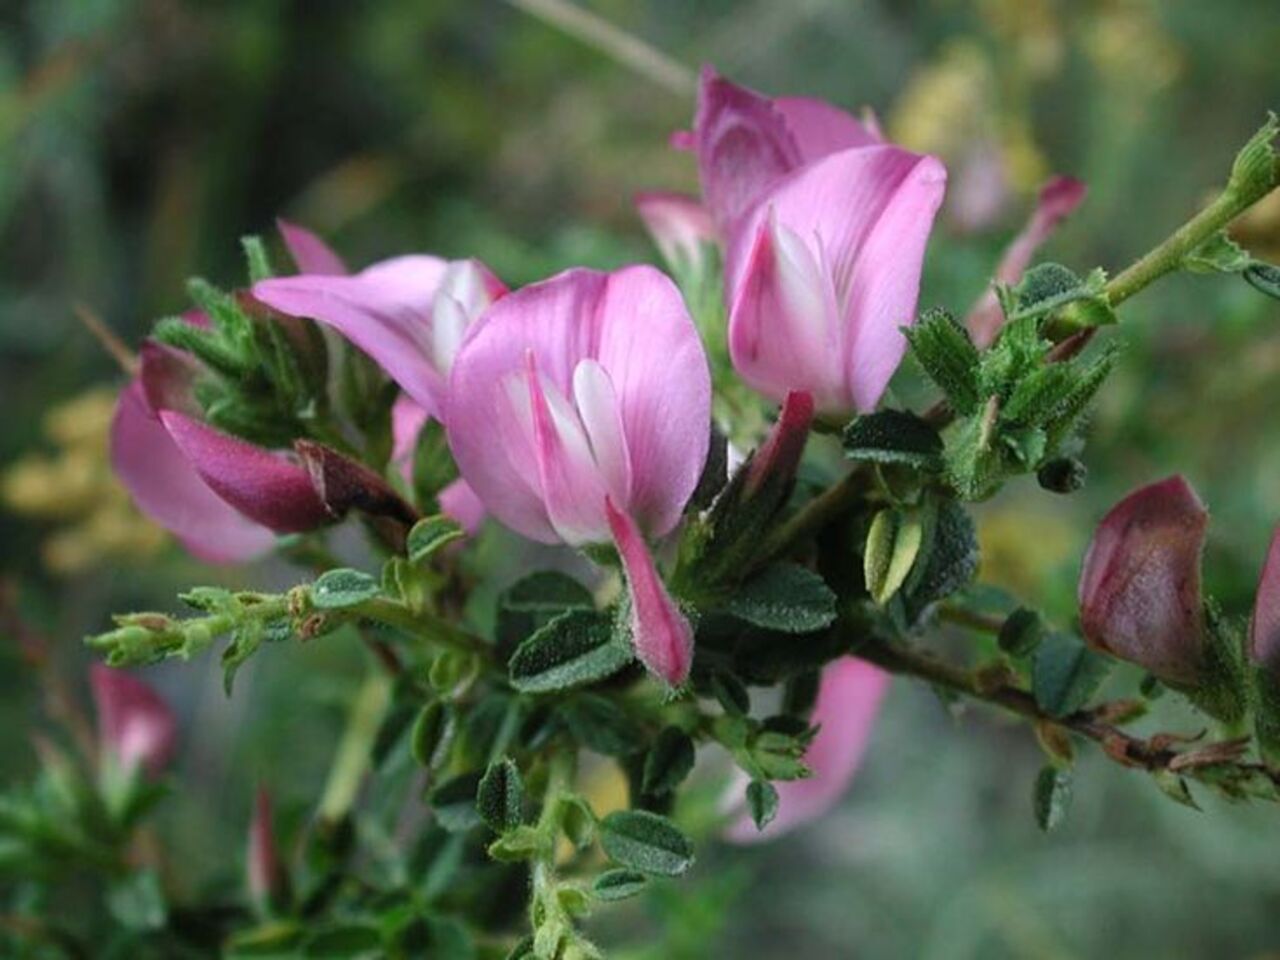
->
<box><xmin>1078</xmin><ymin>475</ymin><xmax>1208</xmax><ymax>686</ymax></box>
<box><xmin>1228</xmin><ymin>113</ymin><xmax>1278</xmax><ymax>206</ymax></box>
<box><xmin>90</xmin><ymin>663</ymin><xmax>177</xmax><ymax>777</ymax></box>
<box><xmin>1249</xmin><ymin>526</ymin><xmax>1280</xmax><ymax>764</ymax></box>
<box><xmin>247</xmin><ymin>786</ymin><xmax>290</xmax><ymax>915</ymax></box>
<box><xmin>743</xmin><ymin>390</ymin><xmax>814</xmax><ymax>500</ymax></box>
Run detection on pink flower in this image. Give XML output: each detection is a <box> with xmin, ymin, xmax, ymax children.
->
<box><xmin>726</xmin><ymin>143</ymin><xmax>947</xmax><ymax>415</ymax></box>
<box><xmin>247</xmin><ymin>786</ymin><xmax>288</xmax><ymax>912</ymax></box>
<box><xmin>964</xmin><ymin>176</ymin><xmax>1088</xmax><ymax>348</ymax></box>
<box><xmin>447</xmin><ymin>266</ymin><xmax>711</xmax><ymax>685</ymax></box>
<box><xmin>390</xmin><ymin>395</ymin><xmax>486</xmax><ymax>535</ymax></box>
<box><xmin>634</xmin><ymin>191</ymin><xmax>718</xmax><ymax>278</ymax></box>
<box><xmin>253</xmin><ymin>241</ymin><xmax>506</xmax><ymax>535</ymax></box>
<box><xmin>1078</xmin><ymin>475</ymin><xmax>1209</xmax><ymax>685</ymax></box>
<box><xmin>725</xmin><ymin>658</ymin><xmax>890</xmax><ymax>842</ymax></box>
<box><xmin>254</xmin><ymin>254</ymin><xmax>506</xmax><ymax>420</ymax></box>
<box><xmin>111</xmin><ymin>342</ymin><xmax>329</xmax><ymax>563</ymax></box>
<box><xmin>90</xmin><ymin>663</ymin><xmax>177</xmax><ymax>777</ymax></box>
<box><xmin>1250</xmin><ymin>526</ymin><xmax>1280</xmax><ymax>675</ymax></box>
<box><xmin>111</xmin><ymin>223</ymin><xmax>359</xmax><ymax>563</ymax></box>
<box><xmin>684</xmin><ymin>67</ymin><xmax>883</xmax><ymax>235</ymax></box>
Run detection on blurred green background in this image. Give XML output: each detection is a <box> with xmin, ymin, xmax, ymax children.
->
<box><xmin>2</xmin><ymin>0</ymin><xmax>1280</xmax><ymax>956</ymax></box>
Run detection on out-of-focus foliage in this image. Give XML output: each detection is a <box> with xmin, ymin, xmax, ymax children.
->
<box><xmin>2</xmin><ymin>0</ymin><xmax>1279</xmax><ymax>956</ymax></box>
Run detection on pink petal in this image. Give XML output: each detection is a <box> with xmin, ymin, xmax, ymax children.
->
<box><xmin>591</xmin><ymin>268</ymin><xmax>710</xmax><ymax>537</ymax></box>
<box><xmin>391</xmin><ymin>394</ymin><xmax>431</xmax><ymax>483</ymax></box>
<box><xmin>773</xmin><ymin>95</ymin><xmax>882</xmax><ymax>161</ymax></box>
<box><xmin>138</xmin><ymin>341</ymin><xmax>204</xmax><ymax>417</ymax></box>
<box><xmin>606</xmin><ymin>498</ymin><xmax>693</xmax><ymax>687</ymax></box>
<box><xmin>727</xmin><ymin>210</ymin><xmax>847</xmax><ymax>412</ymax></box>
<box><xmin>1078</xmin><ymin>475</ymin><xmax>1207</xmax><ymax>684</ymax></box>
<box><xmin>634</xmin><ymin>191</ymin><xmax>719</xmax><ymax>272</ymax></box>
<box><xmin>694</xmin><ymin>67</ymin><xmax>801</xmax><ymax>233</ymax></box>
<box><xmin>524</xmin><ymin>350</ymin><xmax>614</xmax><ymax>545</ymax></box>
<box><xmin>725</xmin><ymin>658</ymin><xmax>889</xmax><ymax>842</ymax></box>
<box><xmin>159</xmin><ymin>411</ymin><xmax>330</xmax><ymax>534</ymax></box>
<box><xmin>727</xmin><ymin>146</ymin><xmax>947</xmax><ymax>414</ymax></box>
<box><xmin>1252</xmin><ymin>527</ymin><xmax>1280</xmax><ymax>673</ymax></box>
<box><xmin>110</xmin><ymin>382</ymin><xmax>275</xmax><ymax>563</ymax></box>
<box><xmin>90</xmin><ymin>663</ymin><xmax>177</xmax><ymax>777</ymax></box>
<box><xmin>252</xmin><ymin>255</ymin><xmax>454</xmax><ymax>416</ymax></box>
<box><xmin>247</xmin><ymin>786</ymin><xmax>284</xmax><ymax>908</ymax></box>
<box><xmin>437</xmin><ymin>478</ymin><xmax>487</xmax><ymax>535</ymax></box>
<box><xmin>276</xmin><ymin>218</ymin><xmax>348</xmax><ymax>276</ymax></box>
<box><xmin>744</xmin><ymin>390</ymin><xmax>815</xmax><ymax>497</ymax></box>
<box><xmin>448</xmin><ymin>266</ymin><xmax>710</xmax><ymax>544</ymax></box>
<box><xmin>965</xmin><ymin>175</ymin><xmax>1088</xmax><ymax>348</ymax></box>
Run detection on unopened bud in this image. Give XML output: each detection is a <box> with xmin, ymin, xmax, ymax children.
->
<box><xmin>90</xmin><ymin>664</ymin><xmax>177</xmax><ymax>777</ymax></box>
<box><xmin>1249</xmin><ymin>526</ymin><xmax>1280</xmax><ymax>766</ymax></box>
<box><xmin>247</xmin><ymin>786</ymin><xmax>290</xmax><ymax>914</ymax></box>
<box><xmin>1078</xmin><ymin>476</ymin><xmax>1208</xmax><ymax>686</ymax></box>
<box><xmin>1228</xmin><ymin>113</ymin><xmax>1279</xmax><ymax>206</ymax></box>
<box><xmin>1037</xmin><ymin>457</ymin><xmax>1087</xmax><ymax>494</ymax></box>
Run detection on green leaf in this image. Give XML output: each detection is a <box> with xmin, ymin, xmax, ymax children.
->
<box><xmin>561</xmin><ymin>695</ymin><xmax>645</xmax><ymax>757</ymax></box>
<box><xmin>476</xmin><ymin>758</ymin><xmax>524</xmax><ymax>833</ymax></box>
<box><xmin>508</xmin><ymin>609</ymin><xmax>633</xmax><ymax>693</ymax></box>
<box><xmin>107</xmin><ymin>869</ymin><xmax>167</xmax><ymax>931</ymax></box>
<box><xmin>407</xmin><ymin>515</ymin><xmax>464</xmax><ymax>563</ymax></box>
<box><xmin>1002</xmin><ymin>363</ymin><xmax>1078</xmax><ymax>425</ymax></box>
<box><xmin>1042</xmin><ymin>346</ymin><xmax>1118</xmax><ymax>448</ymax></box>
<box><xmin>749</xmin><ymin>728</ymin><xmax>811</xmax><ymax>781</ymax></box>
<box><xmin>998</xmin><ymin>607</ymin><xmax>1045</xmax><ymax>658</ymax></box>
<box><xmin>559</xmin><ymin>795</ymin><xmax>597</xmax><ymax>850</ymax></box>
<box><xmin>1007</xmin><ymin>264</ymin><xmax>1115</xmax><ymax>328</ymax></box>
<box><xmin>592</xmin><ymin>869</ymin><xmax>649</xmax><ymax>902</ymax></box>
<box><xmin>411</xmin><ymin>702</ymin><xmax>448</xmax><ymax>768</ymax></box>
<box><xmin>709</xmin><ymin>671</ymin><xmax>751</xmax><ymax>717</ymax></box>
<box><xmin>303</xmin><ymin>923</ymin><xmax>384</xmax><ymax>958</ymax></box>
<box><xmin>746</xmin><ymin>781</ymin><xmax>779</xmax><ymax>831</ymax></box>
<box><xmin>487</xmin><ymin>825</ymin><xmax>543</xmax><ymax>862</ymax></box>
<box><xmin>427</xmin><ymin>772</ymin><xmax>484</xmax><ymax>832</ymax></box>
<box><xmin>311</xmin><ymin>569</ymin><xmax>381</xmax><ymax>610</ymax></box>
<box><xmin>412</xmin><ymin>418</ymin><xmax>459</xmax><ymax>503</ymax></box>
<box><xmin>241</xmin><ymin>235</ymin><xmax>274</xmax><ymax>282</ymax></box>
<box><xmin>599</xmin><ymin>810</ymin><xmax>695</xmax><ymax>877</ymax></box>
<box><xmin>903</xmin><ymin>308</ymin><xmax>981</xmax><ymax>415</ymax></box>
<box><xmin>726</xmin><ymin>564</ymin><xmax>837</xmax><ymax>633</ymax></box>
<box><xmin>1244</xmin><ymin>262</ymin><xmax>1280</xmax><ymax>299</ymax></box>
<box><xmin>1183</xmin><ymin>230</ymin><xmax>1252</xmax><ymax>273</ymax></box>
<box><xmin>842</xmin><ymin>410</ymin><xmax>944</xmax><ymax>470</ymax></box>
<box><xmin>1151</xmin><ymin>770</ymin><xmax>1200</xmax><ymax>810</ymax></box>
<box><xmin>642</xmin><ymin>727</ymin><xmax>696</xmax><ymax>796</ymax></box>
<box><xmin>503</xmin><ymin>571</ymin><xmax>596</xmax><ymax>613</ymax></box>
<box><xmin>901</xmin><ymin>500</ymin><xmax>980</xmax><ymax>623</ymax></box>
<box><xmin>222</xmin><ymin>620</ymin><xmax>265</xmax><ymax>695</ymax></box>
<box><xmin>1033</xmin><ymin>766</ymin><xmax>1072</xmax><ymax>831</ymax></box>
<box><xmin>864</xmin><ymin>508</ymin><xmax>924</xmax><ymax>607</ymax></box>
<box><xmin>1032</xmin><ymin>632</ymin><xmax>1110</xmax><ymax>718</ymax></box>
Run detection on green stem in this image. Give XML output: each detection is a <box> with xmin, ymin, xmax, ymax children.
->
<box><xmin>318</xmin><ymin>668</ymin><xmax>392</xmax><ymax>823</ymax></box>
<box><xmin>529</xmin><ymin>746</ymin><xmax>579</xmax><ymax>949</ymax></box>
<box><xmin>854</xmin><ymin>633</ymin><xmax>1277</xmax><ymax>785</ymax></box>
<box><xmin>1104</xmin><ymin>187</ymin><xmax>1262</xmax><ymax>307</ymax></box>
<box><xmin>751</xmin><ymin>465</ymin><xmax>870</xmax><ymax>569</ymax></box>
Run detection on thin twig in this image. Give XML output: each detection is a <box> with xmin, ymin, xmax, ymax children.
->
<box><xmin>504</xmin><ymin>0</ymin><xmax>695</xmax><ymax>96</ymax></box>
<box><xmin>73</xmin><ymin>302</ymin><xmax>137</xmax><ymax>376</ymax></box>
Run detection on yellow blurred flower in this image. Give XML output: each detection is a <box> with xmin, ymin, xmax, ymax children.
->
<box><xmin>3</xmin><ymin>387</ymin><xmax>166</xmax><ymax>574</ymax></box>
<box><xmin>976</xmin><ymin>501</ymin><xmax>1081</xmax><ymax>599</ymax></box>
<box><xmin>890</xmin><ymin>38</ymin><xmax>1048</xmax><ymax>207</ymax></box>
<box><xmin>1083</xmin><ymin>1</ymin><xmax>1182</xmax><ymax>98</ymax></box>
